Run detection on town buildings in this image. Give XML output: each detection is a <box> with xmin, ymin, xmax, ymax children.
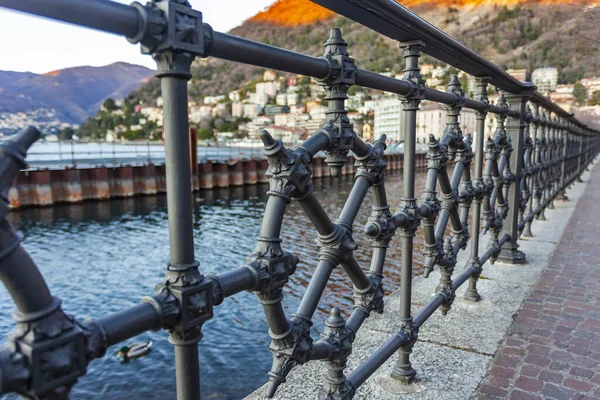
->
<box><xmin>532</xmin><ymin>68</ymin><xmax>558</xmax><ymax>95</ymax></box>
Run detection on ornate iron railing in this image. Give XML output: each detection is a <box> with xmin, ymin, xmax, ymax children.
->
<box><xmin>0</xmin><ymin>1</ymin><xmax>598</xmax><ymax>399</ymax></box>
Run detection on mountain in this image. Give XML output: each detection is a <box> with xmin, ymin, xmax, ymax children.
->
<box><xmin>0</xmin><ymin>62</ymin><xmax>154</xmax><ymax>134</ymax></box>
<box><xmin>128</xmin><ymin>0</ymin><xmax>598</xmax><ymax>108</ymax></box>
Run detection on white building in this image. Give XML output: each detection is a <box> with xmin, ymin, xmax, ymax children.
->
<box><xmin>256</xmin><ymin>81</ymin><xmax>279</xmax><ymax>97</ymax></box>
<box><xmin>286</xmin><ymin>92</ymin><xmax>300</xmax><ymax>106</ymax></box>
<box><xmin>249</xmin><ymin>92</ymin><xmax>270</xmax><ymax>106</ymax></box>
<box><xmin>229</xmin><ymin>91</ymin><xmax>241</xmax><ymax>102</ymax></box>
<box><xmin>212</xmin><ymin>103</ymin><xmax>230</xmax><ymax>119</ymax></box>
<box><xmin>374</xmin><ymin>97</ymin><xmax>477</xmax><ymax>143</ymax></box>
<box><xmin>189</xmin><ymin>105</ymin><xmax>213</xmax><ymax>123</ymax></box>
<box><xmin>276</xmin><ymin>93</ymin><xmax>288</xmax><ymax>106</ymax></box>
<box><xmin>263</xmin><ymin>69</ymin><xmax>277</xmax><ymax>82</ymax></box>
<box><xmin>581</xmin><ymin>77</ymin><xmax>600</xmax><ymax>95</ymax></box>
<box><xmin>204</xmin><ymin>95</ymin><xmax>225</xmax><ymax>105</ymax></box>
<box><xmin>506</xmin><ymin>68</ymin><xmax>528</xmax><ymax>82</ymax></box>
<box><xmin>244</xmin><ymin>104</ymin><xmax>263</xmax><ymax>118</ymax></box>
<box><xmin>374</xmin><ymin>97</ymin><xmax>402</xmax><ymax>141</ymax></box>
<box><xmin>532</xmin><ymin>68</ymin><xmax>558</xmax><ymax>95</ymax></box>
<box><xmin>232</xmin><ymin>102</ymin><xmax>244</xmax><ymax>118</ymax></box>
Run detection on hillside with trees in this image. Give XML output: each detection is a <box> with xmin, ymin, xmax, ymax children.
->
<box><xmin>83</xmin><ymin>0</ymin><xmax>600</xmax><ymax>138</ymax></box>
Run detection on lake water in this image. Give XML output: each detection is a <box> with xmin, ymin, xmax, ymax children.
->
<box><xmin>1</xmin><ymin>169</ymin><xmax>428</xmax><ymax>400</ymax></box>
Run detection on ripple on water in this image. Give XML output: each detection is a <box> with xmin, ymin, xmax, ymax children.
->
<box><xmin>1</xmin><ymin>170</ymin><xmax>429</xmax><ymax>399</ymax></box>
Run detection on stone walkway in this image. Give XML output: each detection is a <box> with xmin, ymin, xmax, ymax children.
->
<box><xmin>474</xmin><ymin>163</ymin><xmax>600</xmax><ymax>400</ymax></box>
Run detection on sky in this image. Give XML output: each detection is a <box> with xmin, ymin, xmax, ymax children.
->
<box><xmin>0</xmin><ymin>0</ymin><xmax>275</xmax><ymax>74</ymax></box>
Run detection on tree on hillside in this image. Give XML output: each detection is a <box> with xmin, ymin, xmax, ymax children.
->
<box><xmin>589</xmin><ymin>91</ymin><xmax>600</xmax><ymax>106</ymax></box>
<box><xmin>573</xmin><ymin>83</ymin><xmax>587</xmax><ymax>105</ymax></box>
<box><xmin>102</xmin><ymin>98</ymin><xmax>118</xmax><ymax>111</ymax></box>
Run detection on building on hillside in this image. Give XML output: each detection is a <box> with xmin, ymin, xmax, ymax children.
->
<box><xmin>263</xmin><ymin>69</ymin><xmax>277</xmax><ymax>82</ymax></box>
<box><xmin>426</xmin><ymin>77</ymin><xmax>444</xmax><ymax>88</ymax></box>
<box><xmin>374</xmin><ymin>97</ymin><xmax>477</xmax><ymax>143</ymax></box>
<box><xmin>274</xmin><ymin>113</ymin><xmax>292</xmax><ymax>127</ymax></box>
<box><xmin>288</xmin><ymin>76</ymin><xmax>298</xmax><ymax>87</ymax></box>
<box><xmin>506</xmin><ymin>68</ymin><xmax>528</xmax><ymax>82</ymax></box>
<box><xmin>203</xmin><ymin>95</ymin><xmax>225</xmax><ymax>105</ymax></box>
<box><xmin>140</xmin><ymin>107</ymin><xmax>163</xmax><ymax>125</ymax></box>
<box><xmin>256</xmin><ymin>81</ymin><xmax>279</xmax><ymax>97</ymax></box>
<box><xmin>362</xmin><ymin>123</ymin><xmax>373</xmax><ymax>141</ymax></box>
<box><xmin>466</xmin><ymin>75</ymin><xmax>477</xmax><ymax>97</ymax></box>
<box><xmin>243</xmin><ymin>104</ymin><xmax>263</xmax><ymax>118</ymax></box>
<box><xmin>421</xmin><ymin>64</ymin><xmax>435</xmax><ymax>76</ymax></box>
<box><xmin>290</xmin><ymin>104</ymin><xmax>306</xmax><ymax>115</ymax></box>
<box><xmin>532</xmin><ymin>68</ymin><xmax>558</xmax><ymax>95</ymax></box>
<box><xmin>581</xmin><ymin>77</ymin><xmax>600</xmax><ymax>95</ymax></box>
<box><xmin>229</xmin><ymin>91</ymin><xmax>241</xmax><ymax>102</ymax></box>
<box><xmin>306</xmin><ymin>101</ymin><xmax>322</xmax><ymax>113</ymax></box>
<box><xmin>555</xmin><ymin>84</ymin><xmax>574</xmax><ymax>93</ymax></box>
<box><xmin>374</xmin><ymin>96</ymin><xmax>402</xmax><ymax>141</ymax></box>
<box><xmin>286</xmin><ymin>93</ymin><xmax>300</xmax><ymax>106</ymax></box>
<box><xmin>249</xmin><ymin>92</ymin><xmax>269</xmax><ymax>106</ymax></box>
<box><xmin>261</xmin><ymin>125</ymin><xmax>306</xmax><ymax>145</ymax></box>
<box><xmin>189</xmin><ymin>105</ymin><xmax>213</xmax><ymax>123</ymax></box>
<box><xmin>212</xmin><ymin>103</ymin><xmax>230</xmax><ymax>119</ymax></box>
<box><xmin>276</xmin><ymin>93</ymin><xmax>288</xmax><ymax>106</ymax></box>
<box><xmin>264</xmin><ymin>105</ymin><xmax>290</xmax><ymax>117</ymax></box>
<box><xmin>232</xmin><ymin>102</ymin><xmax>244</xmax><ymax>118</ymax></box>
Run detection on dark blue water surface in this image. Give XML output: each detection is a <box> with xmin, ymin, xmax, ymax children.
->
<box><xmin>1</xmin><ymin>171</ymin><xmax>426</xmax><ymax>400</ymax></box>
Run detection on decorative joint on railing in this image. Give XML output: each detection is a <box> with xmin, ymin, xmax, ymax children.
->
<box><xmin>446</xmin><ymin>75</ymin><xmax>465</xmax><ymax>111</ymax></box>
<box><xmin>364</xmin><ymin>205</ymin><xmax>397</xmax><ymax>247</ymax></box>
<box><xmin>266</xmin><ymin>315</ymin><xmax>314</xmax><ymax>398</ymax></box>
<box><xmin>156</xmin><ymin>262</ymin><xmax>214</xmax><ymax>345</ymax></box>
<box><xmin>128</xmin><ymin>0</ymin><xmax>205</xmax><ymax>58</ymax></box>
<box><xmin>316</xmin><ymin>29</ymin><xmax>358</xmax><ymax>177</ymax></box>
<box><xmin>0</xmin><ymin>297</ymin><xmax>88</xmax><ymax>399</ymax></box>
<box><xmin>246</xmin><ymin>249</ymin><xmax>299</xmax><ymax>304</ymax></box>
<box><xmin>317</xmin><ymin>308</ymin><xmax>354</xmax><ymax>400</ymax></box>
<box><xmin>422</xmin><ymin>236</ymin><xmax>443</xmax><ymax>278</ymax></box>
<box><xmin>352</xmin><ymin>273</ymin><xmax>385</xmax><ymax>316</ymax></box>
<box><xmin>425</xmin><ymin>134</ymin><xmax>449</xmax><ymax>172</ymax></box>
<box><xmin>316</xmin><ymin>224</ymin><xmax>358</xmax><ymax>265</ymax></box>
<box><xmin>393</xmin><ymin>199</ymin><xmax>422</xmax><ymax>238</ymax></box>
<box><xmin>261</xmin><ymin>130</ymin><xmax>312</xmax><ymax>202</ymax></box>
<box><xmin>475</xmin><ymin>77</ymin><xmax>491</xmax><ymax>118</ymax></box>
<box><xmin>398</xmin><ymin>41</ymin><xmax>426</xmax><ymax>111</ymax></box>
<box><xmin>354</xmin><ymin>135</ymin><xmax>387</xmax><ymax>186</ymax></box>
<box><xmin>317</xmin><ymin>29</ymin><xmax>356</xmax><ymax>100</ymax></box>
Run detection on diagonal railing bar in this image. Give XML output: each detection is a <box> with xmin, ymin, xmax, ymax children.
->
<box><xmin>0</xmin><ymin>1</ymin><xmax>598</xmax><ymax>400</ymax></box>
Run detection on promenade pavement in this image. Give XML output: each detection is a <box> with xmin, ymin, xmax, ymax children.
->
<box><xmin>474</xmin><ymin>162</ymin><xmax>600</xmax><ymax>400</ymax></box>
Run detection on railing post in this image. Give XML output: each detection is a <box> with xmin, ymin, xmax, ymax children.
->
<box><xmin>391</xmin><ymin>40</ymin><xmax>425</xmax><ymax>384</ymax></box>
<box><xmin>557</xmin><ymin>115</ymin><xmax>570</xmax><ymax>200</ymax></box>
<box><xmin>496</xmin><ymin>85</ymin><xmax>535</xmax><ymax>264</ymax></box>
<box><xmin>128</xmin><ymin>2</ymin><xmax>212</xmax><ymax>399</ymax></box>
<box><xmin>465</xmin><ymin>77</ymin><xmax>489</xmax><ymax>302</ymax></box>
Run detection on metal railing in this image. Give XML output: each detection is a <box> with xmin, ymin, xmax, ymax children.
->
<box><xmin>0</xmin><ymin>1</ymin><xmax>597</xmax><ymax>399</ymax></box>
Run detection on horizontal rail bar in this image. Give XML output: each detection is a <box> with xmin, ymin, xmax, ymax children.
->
<box><xmin>210</xmin><ymin>30</ymin><xmax>331</xmax><ymax>79</ymax></box>
<box><xmin>346</xmin><ymin>332</ymin><xmax>409</xmax><ymax>389</ymax></box>
<box><xmin>97</xmin><ymin>302</ymin><xmax>161</xmax><ymax>347</ymax></box>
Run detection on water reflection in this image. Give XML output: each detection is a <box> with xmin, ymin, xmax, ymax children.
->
<box><xmin>1</xmin><ymin>170</ymin><xmax>427</xmax><ymax>400</ymax></box>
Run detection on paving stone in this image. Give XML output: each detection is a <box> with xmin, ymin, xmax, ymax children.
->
<box><xmin>474</xmin><ymin>161</ymin><xmax>600</xmax><ymax>400</ymax></box>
